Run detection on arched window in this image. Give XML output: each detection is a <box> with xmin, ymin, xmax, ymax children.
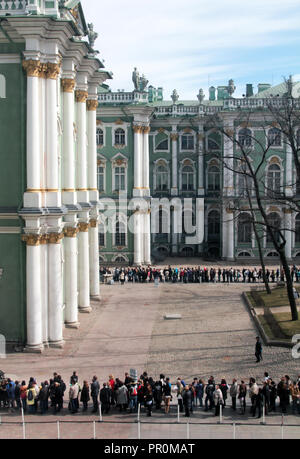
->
<box><xmin>159</xmin><ymin>209</ymin><xmax>169</xmax><ymax>234</ymax></box>
<box><xmin>182</xmin><ymin>165</ymin><xmax>194</xmax><ymax>191</ymax></box>
<box><xmin>268</xmin><ymin>128</ymin><xmax>281</xmax><ymax>147</ymax></box>
<box><xmin>156</xmin><ymin>165</ymin><xmax>169</xmax><ymax>191</ymax></box>
<box><xmin>208</xmin><ymin>210</ymin><xmax>220</xmax><ymax>237</ymax></box>
<box><xmin>238</xmin><ymin>128</ymin><xmax>252</xmax><ymax>147</ymax></box>
<box><xmin>115</xmin><ymin>128</ymin><xmax>125</xmax><ymax>145</ymax></box>
<box><xmin>96</xmin><ymin>128</ymin><xmax>104</xmax><ymax>146</ymax></box>
<box><xmin>208</xmin><ymin>138</ymin><xmax>220</xmax><ymax>150</ymax></box>
<box><xmin>115</xmin><ymin>221</ymin><xmax>126</xmax><ymax>246</ymax></box>
<box><xmin>156</xmin><ymin>138</ymin><xmax>169</xmax><ymax>151</ymax></box>
<box><xmin>296</xmin><ymin>214</ymin><xmax>300</xmax><ymax>243</ymax></box>
<box><xmin>267</xmin><ymin>213</ymin><xmax>281</xmax><ymax>243</ymax></box>
<box><xmin>238</xmin><ymin>251</ymin><xmax>252</xmax><ymax>258</ymax></box>
<box><xmin>238</xmin><ymin>213</ymin><xmax>252</xmax><ymax>243</ymax></box>
<box><xmin>114</xmin><ymin>166</ymin><xmax>126</xmax><ymax>191</ymax></box>
<box><xmin>97</xmin><ymin>164</ymin><xmax>105</xmax><ymax>192</ymax></box>
<box><xmin>181</xmin><ymin>134</ymin><xmax>194</xmax><ymax>150</ymax></box>
<box><xmin>99</xmin><ymin>223</ymin><xmax>105</xmax><ymax>247</ymax></box>
<box><xmin>267</xmin><ymin>163</ymin><xmax>281</xmax><ymax>196</ymax></box>
<box><xmin>208</xmin><ymin>165</ymin><xmax>220</xmax><ymax>191</ymax></box>
<box><xmin>238</xmin><ymin>173</ymin><xmax>253</xmax><ymax>198</ymax></box>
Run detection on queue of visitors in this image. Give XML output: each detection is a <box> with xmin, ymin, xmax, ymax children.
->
<box><xmin>1</xmin><ymin>371</ymin><xmax>300</xmax><ymax>419</ymax></box>
<box><xmin>100</xmin><ymin>265</ymin><xmax>300</xmax><ymax>285</ymax></box>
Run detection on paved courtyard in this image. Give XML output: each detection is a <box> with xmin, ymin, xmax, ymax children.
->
<box><xmin>1</xmin><ymin>282</ymin><xmax>300</xmax><ymax>439</ymax></box>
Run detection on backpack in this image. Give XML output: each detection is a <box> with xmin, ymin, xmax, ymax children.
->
<box><xmin>27</xmin><ymin>390</ymin><xmax>34</xmax><ymax>401</ymax></box>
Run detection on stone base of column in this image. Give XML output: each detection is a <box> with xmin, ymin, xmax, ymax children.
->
<box><xmin>91</xmin><ymin>295</ymin><xmax>101</xmax><ymax>302</ymax></box>
<box><xmin>171</xmin><ymin>188</ymin><xmax>178</xmax><ymax>196</ymax></box>
<box><xmin>49</xmin><ymin>340</ymin><xmax>65</xmax><ymax>349</ymax></box>
<box><xmin>24</xmin><ymin>344</ymin><xmax>44</xmax><ymax>354</ymax></box>
<box><xmin>65</xmin><ymin>322</ymin><xmax>80</xmax><ymax>330</ymax></box>
<box><xmin>79</xmin><ymin>306</ymin><xmax>92</xmax><ymax>314</ymax></box>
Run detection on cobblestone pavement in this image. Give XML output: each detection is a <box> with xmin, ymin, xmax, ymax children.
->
<box><xmin>2</xmin><ymin>282</ymin><xmax>300</xmax><ymax>439</ymax></box>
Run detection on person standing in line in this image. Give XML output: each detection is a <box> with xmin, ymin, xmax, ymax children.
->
<box><xmin>213</xmin><ymin>385</ymin><xmax>224</xmax><ymax>417</ymax></box>
<box><xmin>144</xmin><ymin>383</ymin><xmax>153</xmax><ymax>417</ymax></box>
<box><xmin>183</xmin><ymin>386</ymin><xmax>193</xmax><ymax>418</ymax></box>
<box><xmin>230</xmin><ymin>379</ymin><xmax>238</xmax><ymax>411</ymax></box>
<box><xmin>100</xmin><ymin>383</ymin><xmax>111</xmax><ymax>415</ymax></box>
<box><xmin>20</xmin><ymin>381</ymin><xmax>28</xmax><ymax>413</ymax></box>
<box><xmin>175</xmin><ymin>378</ymin><xmax>184</xmax><ymax>413</ymax></box>
<box><xmin>238</xmin><ymin>380</ymin><xmax>247</xmax><ymax>415</ymax></box>
<box><xmin>162</xmin><ymin>377</ymin><xmax>172</xmax><ymax>415</ymax></box>
<box><xmin>255</xmin><ymin>337</ymin><xmax>263</xmax><ymax>363</ymax></box>
<box><xmin>249</xmin><ymin>378</ymin><xmax>259</xmax><ymax>415</ymax></box>
<box><xmin>80</xmin><ymin>381</ymin><xmax>90</xmax><ymax>412</ymax></box>
<box><xmin>91</xmin><ymin>376</ymin><xmax>100</xmax><ymax>413</ymax></box>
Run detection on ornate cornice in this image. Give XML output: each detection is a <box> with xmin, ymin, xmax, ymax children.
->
<box><xmin>75</xmin><ymin>90</ymin><xmax>89</xmax><ymax>103</ymax></box>
<box><xmin>78</xmin><ymin>222</ymin><xmax>90</xmax><ymax>233</ymax></box>
<box><xmin>61</xmin><ymin>78</ymin><xmax>76</xmax><ymax>93</ymax></box>
<box><xmin>64</xmin><ymin>227</ymin><xmax>79</xmax><ymax>238</ymax></box>
<box><xmin>22</xmin><ymin>234</ymin><xmax>42</xmax><ymax>246</ymax></box>
<box><xmin>87</xmin><ymin>99</ymin><xmax>99</xmax><ymax>111</ymax></box>
<box><xmin>48</xmin><ymin>233</ymin><xmax>64</xmax><ymax>245</ymax></box>
<box><xmin>22</xmin><ymin>59</ymin><xmax>41</xmax><ymax>78</ymax></box>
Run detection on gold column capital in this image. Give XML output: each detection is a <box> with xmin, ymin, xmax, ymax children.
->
<box><xmin>143</xmin><ymin>126</ymin><xmax>151</xmax><ymax>134</ymax></box>
<box><xmin>61</xmin><ymin>78</ymin><xmax>76</xmax><ymax>93</ymax></box>
<box><xmin>87</xmin><ymin>99</ymin><xmax>99</xmax><ymax>111</ymax></box>
<box><xmin>75</xmin><ymin>90</ymin><xmax>89</xmax><ymax>103</ymax></box>
<box><xmin>171</xmin><ymin>133</ymin><xmax>179</xmax><ymax>141</ymax></box>
<box><xmin>48</xmin><ymin>233</ymin><xmax>64</xmax><ymax>244</ymax></box>
<box><xmin>22</xmin><ymin>234</ymin><xmax>42</xmax><ymax>246</ymax></box>
<box><xmin>78</xmin><ymin>222</ymin><xmax>90</xmax><ymax>233</ymax></box>
<box><xmin>90</xmin><ymin>219</ymin><xmax>98</xmax><ymax>228</ymax></box>
<box><xmin>22</xmin><ymin>59</ymin><xmax>42</xmax><ymax>78</ymax></box>
<box><xmin>45</xmin><ymin>62</ymin><xmax>61</xmax><ymax>80</ymax></box>
<box><xmin>133</xmin><ymin>124</ymin><xmax>143</xmax><ymax>134</ymax></box>
<box><xmin>64</xmin><ymin>227</ymin><xmax>79</xmax><ymax>238</ymax></box>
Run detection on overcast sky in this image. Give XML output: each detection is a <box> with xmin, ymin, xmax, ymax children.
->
<box><xmin>82</xmin><ymin>0</ymin><xmax>300</xmax><ymax>100</ymax></box>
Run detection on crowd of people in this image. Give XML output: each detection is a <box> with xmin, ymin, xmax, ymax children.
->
<box><xmin>100</xmin><ymin>265</ymin><xmax>300</xmax><ymax>285</ymax></box>
<box><xmin>1</xmin><ymin>371</ymin><xmax>300</xmax><ymax>419</ymax></box>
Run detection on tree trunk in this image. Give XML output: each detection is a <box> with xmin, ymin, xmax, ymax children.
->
<box><xmin>279</xmin><ymin>249</ymin><xmax>298</xmax><ymax>321</ymax></box>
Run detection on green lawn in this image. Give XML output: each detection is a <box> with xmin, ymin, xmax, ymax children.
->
<box><xmin>248</xmin><ymin>287</ymin><xmax>300</xmax><ymax>341</ymax></box>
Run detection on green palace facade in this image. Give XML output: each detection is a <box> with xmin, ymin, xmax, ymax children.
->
<box><xmin>96</xmin><ymin>75</ymin><xmax>300</xmax><ymax>265</ymax></box>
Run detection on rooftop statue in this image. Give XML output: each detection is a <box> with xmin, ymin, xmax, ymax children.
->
<box><xmin>228</xmin><ymin>79</ymin><xmax>236</xmax><ymax>97</ymax></box>
<box><xmin>171</xmin><ymin>89</ymin><xmax>179</xmax><ymax>104</ymax></box>
<box><xmin>87</xmin><ymin>23</ymin><xmax>98</xmax><ymax>49</ymax></box>
<box><xmin>197</xmin><ymin>88</ymin><xmax>205</xmax><ymax>104</ymax></box>
<box><xmin>132</xmin><ymin>68</ymin><xmax>149</xmax><ymax>92</ymax></box>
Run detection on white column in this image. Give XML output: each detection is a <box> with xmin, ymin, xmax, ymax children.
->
<box><xmin>144</xmin><ymin>211</ymin><xmax>151</xmax><ymax>265</ymax></box>
<box><xmin>143</xmin><ymin>126</ymin><xmax>150</xmax><ymax>196</ymax></box>
<box><xmin>75</xmin><ymin>90</ymin><xmax>89</xmax><ymax>196</ymax></box>
<box><xmin>227</xmin><ymin>210</ymin><xmax>235</xmax><ymax>260</ymax></box>
<box><xmin>78</xmin><ymin>223</ymin><xmax>91</xmax><ymax>312</ymax></box>
<box><xmin>87</xmin><ymin>100</ymin><xmax>98</xmax><ymax>193</ymax></box>
<box><xmin>40</xmin><ymin>237</ymin><xmax>49</xmax><ymax>345</ymax></box>
<box><xmin>62</xmin><ymin>78</ymin><xmax>76</xmax><ymax>194</ymax></box>
<box><xmin>89</xmin><ymin>219</ymin><xmax>100</xmax><ymax>298</ymax></box>
<box><xmin>64</xmin><ymin>228</ymin><xmax>79</xmax><ymax>328</ymax></box>
<box><xmin>24</xmin><ymin>236</ymin><xmax>43</xmax><ymax>352</ymax></box>
<box><xmin>285</xmin><ymin>211</ymin><xmax>293</xmax><ymax>260</ymax></box>
<box><xmin>22</xmin><ymin>60</ymin><xmax>41</xmax><ymax>206</ymax></box>
<box><xmin>223</xmin><ymin>121</ymin><xmax>234</xmax><ymax>197</ymax></box>
<box><xmin>286</xmin><ymin>142</ymin><xmax>293</xmax><ymax>197</ymax></box>
<box><xmin>134</xmin><ymin>212</ymin><xmax>142</xmax><ymax>265</ymax></box>
<box><xmin>198</xmin><ymin>128</ymin><xmax>204</xmax><ymax>195</ymax></box>
<box><xmin>48</xmin><ymin>234</ymin><xmax>64</xmax><ymax>347</ymax></box>
<box><xmin>133</xmin><ymin>125</ymin><xmax>143</xmax><ymax>195</ymax></box>
<box><xmin>45</xmin><ymin>63</ymin><xmax>60</xmax><ymax>207</ymax></box>
<box><xmin>171</xmin><ymin>133</ymin><xmax>178</xmax><ymax>195</ymax></box>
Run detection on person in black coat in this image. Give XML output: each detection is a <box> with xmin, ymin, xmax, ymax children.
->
<box><xmin>183</xmin><ymin>386</ymin><xmax>193</xmax><ymax>417</ymax></box>
<box><xmin>255</xmin><ymin>337</ymin><xmax>263</xmax><ymax>363</ymax></box>
<box><xmin>144</xmin><ymin>384</ymin><xmax>153</xmax><ymax>417</ymax></box>
<box><xmin>100</xmin><ymin>383</ymin><xmax>111</xmax><ymax>414</ymax></box>
<box><xmin>80</xmin><ymin>381</ymin><xmax>90</xmax><ymax>412</ymax></box>
<box><xmin>91</xmin><ymin>376</ymin><xmax>100</xmax><ymax>413</ymax></box>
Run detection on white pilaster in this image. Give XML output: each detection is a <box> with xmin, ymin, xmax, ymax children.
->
<box><xmin>285</xmin><ymin>211</ymin><xmax>293</xmax><ymax>260</ymax></box>
<box><xmin>286</xmin><ymin>142</ymin><xmax>293</xmax><ymax>197</ymax></box>
<box><xmin>197</xmin><ymin>127</ymin><xmax>205</xmax><ymax>195</ymax></box>
<box><xmin>143</xmin><ymin>126</ymin><xmax>150</xmax><ymax>197</ymax></box>
<box><xmin>144</xmin><ymin>211</ymin><xmax>151</xmax><ymax>265</ymax></box>
<box><xmin>75</xmin><ymin>89</ymin><xmax>89</xmax><ymax>201</ymax></box>
<box><xmin>89</xmin><ymin>220</ymin><xmax>100</xmax><ymax>298</ymax></box>
<box><xmin>223</xmin><ymin>120</ymin><xmax>234</xmax><ymax>197</ymax></box>
<box><xmin>62</xmin><ymin>78</ymin><xmax>76</xmax><ymax>198</ymax></box>
<box><xmin>40</xmin><ymin>238</ymin><xmax>49</xmax><ymax>345</ymax></box>
<box><xmin>134</xmin><ymin>212</ymin><xmax>142</xmax><ymax>265</ymax></box>
<box><xmin>133</xmin><ymin>125</ymin><xmax>143</xmax><ymax>196</ymax></box>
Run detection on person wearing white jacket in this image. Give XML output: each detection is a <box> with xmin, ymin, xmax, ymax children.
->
<box><xmin>213</xmin><ymin>385</ymin><xmax>224</xmax><ymax>416</ymax></box>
